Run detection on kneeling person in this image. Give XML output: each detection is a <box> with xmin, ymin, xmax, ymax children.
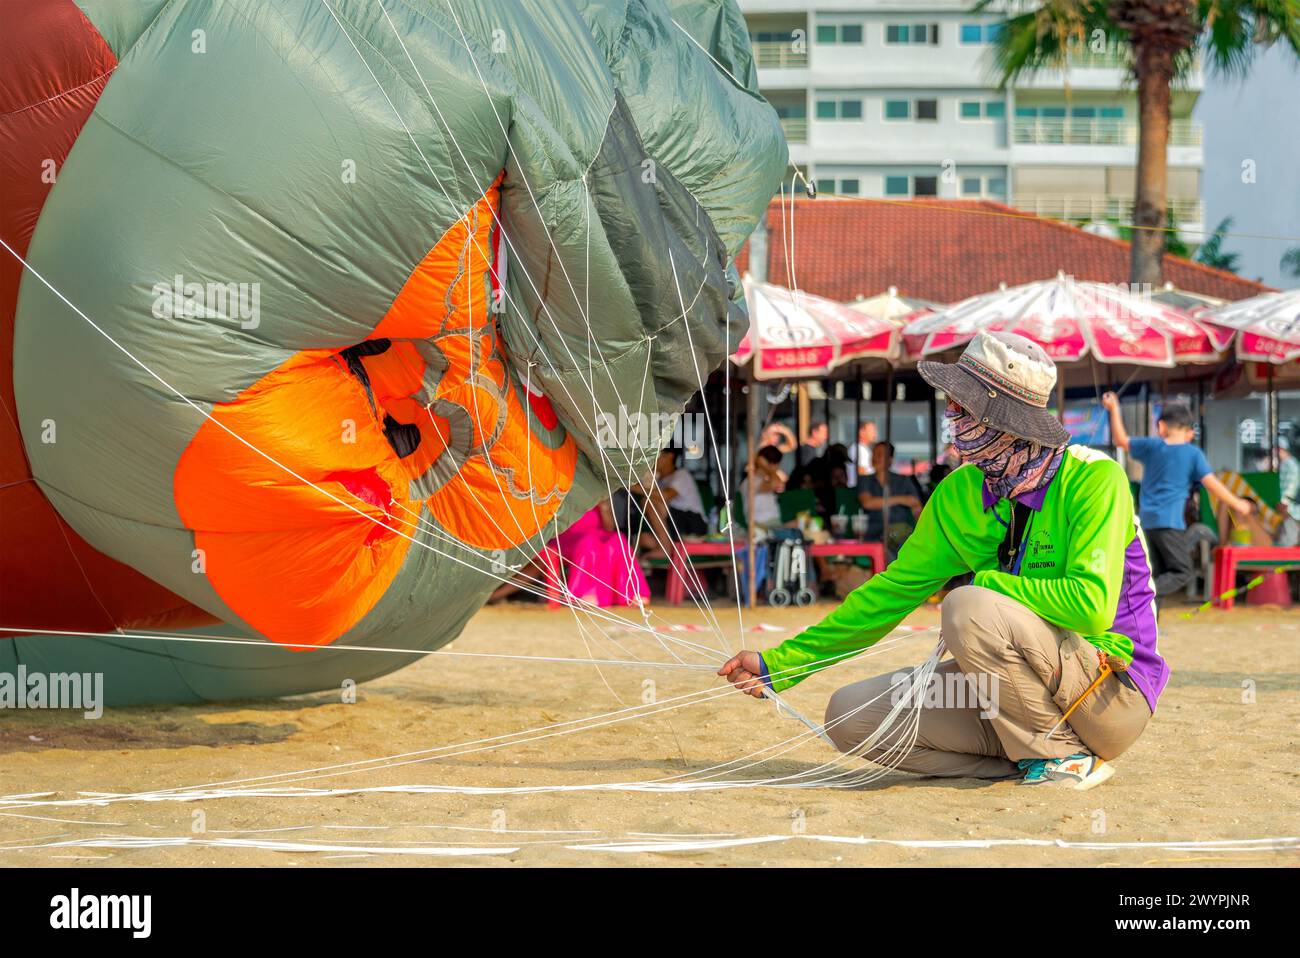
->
<box><xmin>720</xmin><ymin>332</ymin><xmax>1167</xmax><ymax>790</ymax></box>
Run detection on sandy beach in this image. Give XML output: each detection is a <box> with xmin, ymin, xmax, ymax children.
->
<box><xmin>1</xmin><ymin>598</ymin><xmax>1296</xmax><ymax>867</ymax></box>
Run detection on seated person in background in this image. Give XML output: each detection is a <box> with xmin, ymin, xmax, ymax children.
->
<box><xmin>744</xmin><ymin>444</ymin><xmax>786</xmax><ymax>532</ymax></box>
<box><xmin>857</xmin><ymin>440</ymin><xmax>924</xmax><ymax>556</ymax></box>
<box><xmin>826</xmin><ymin>442</ymin><xmax>850</xmax><ymax>475</ymax></box>
<box><xmin>927</xmin><ymin>442</ymin><xmax>960</xmax><ymax>494</ymax></box>
<box><xmin>760</xmin><ymin>422</ymin><xmax>797</xmax><ymax>459</ymax></box>
<box><xmin>847</xmin><ymin>420</ymin><xmax>879</xmax><ymax>479</ymax></box>
<box><xmin>799</xmin><ymin>418</ymin><xmax>828</xmax><ymax>462</ymax></box>
<box><xmin>1103</xmin><ymin>393</ymin><xmax>1252</xmax><ymax>604</ymax></box>
<box><xmin>806</xmin><ymin>458</ymin><xmax>838</xmax><ymax>527</ymax></box>
<box><xmin>1278</xmin><ymin>442</ymin><xmax>1299</xmax><ymax>521</ymax></box>
<box><xmin>1211</xmin><ymin>469</ymin><xmax>1298</xmax><ymax>547</ymax></box>
<box><xmin>787</xmin><ymin>419</ymin><xmax>829</xmax><ymax>489</ymax></box>
<box><xmin>631</xmin><ymin>448</ymin><xmax>709</xmax><ymax>559</ymax></box>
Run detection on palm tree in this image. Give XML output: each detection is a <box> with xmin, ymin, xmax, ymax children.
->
<box><xmin>979</xmin><ymin>1</ymin><xmax>1300</xmax><ymax>286</ymax></box>
<box><xmin>1197</xmin><ymin>215</ymin><xmax>1240</xmax><ymax>272</ymax></box>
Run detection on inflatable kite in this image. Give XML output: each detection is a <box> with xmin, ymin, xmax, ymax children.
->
<box><xmin>0</xmin><ymin>0</ymin><xmax>784</xmax><ymax>702</ymax></box>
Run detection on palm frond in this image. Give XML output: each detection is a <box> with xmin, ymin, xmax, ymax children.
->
<box><xmin>975</xmin><ymin>0</ymin><xmax>1123</xmax><ymax>86</ymax></box>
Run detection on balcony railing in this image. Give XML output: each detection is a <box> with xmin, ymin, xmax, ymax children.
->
<box><xmin>1014</xmin><ymin>193</ymin><xmax>1205</xmax><ymax>224</ymax></box>
<box><xmin>1013</xmin><ymin>117</ymin><xmax>1202</xmax><ymax>147</ymax></box>
<box><xmin>1060</xmin><ymin>43</ymin><xmax>1200</xmax><ymax>71</ymax></box>
<box><xmin>779</xmin><ymin>116</ymin><xmax>808</xmax><ymax>143</ymax></box>
<box><xmin>1062</xmin><ymin>43</ymin><xmax>1131</xmax><ymax>69</ymax></box>
<box><xmin>751</xmin><ymin>40</ymin><xmax>809</xmax><ymax>69</ymax></box>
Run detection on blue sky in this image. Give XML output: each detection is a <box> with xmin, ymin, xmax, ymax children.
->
<box><xmin>1195</xmin><ymin>43</ymin><xmax>1300</xmax><ymax>289</ymax></box>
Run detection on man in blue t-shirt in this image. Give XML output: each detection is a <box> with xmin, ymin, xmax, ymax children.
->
<box><xmin>1103</xmin><ymin>394</ymin><xmax>1253</xmax><ymax>602</ymax></box>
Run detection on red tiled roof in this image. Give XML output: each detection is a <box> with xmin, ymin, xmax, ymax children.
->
<box><xmin>736</xmin><ymin>197</ymin><xmax>1272</xmax><ymax>304</ymax></box>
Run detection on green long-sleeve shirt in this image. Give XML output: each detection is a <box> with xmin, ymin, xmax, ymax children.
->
<box><xmin>762</xmin><ymin>446</ymin><xmax>1163</xmax><ymax>701</ymax></box>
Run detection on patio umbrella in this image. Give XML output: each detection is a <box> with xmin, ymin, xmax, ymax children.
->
<box><xmin>1206</xmin><ymin>288</ymin><xmax>1300</xmax><ymax>470</ymax></box>
<box><xmin>848</xmin><ymin>286</ymin><xmax>938</xmax><ymax>327</ymax></box>
<box><xmin>1151</xmin><ymin>282</ymin><xmax>1226</xmax><ymax>314</ymax></box>
<box><xmin>1205</xmin><ymin>288</ymin><xmax>1300</xmax><ymax>364</ymax></box>
<box><xmin>733</xmin><ymin>277</ymin><xmax>900</xmax><ymax>381</ymax></box>
<box><xmin>903</xmin><ymin>272</ymin><xmax>1229</xmax><ymax>367</ymax></box>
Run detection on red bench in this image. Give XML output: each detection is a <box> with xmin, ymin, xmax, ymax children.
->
<box><xmin>1211</xmin><ymin>546</ymin><xmax>1300</xmax><ymax>610</ymax></box>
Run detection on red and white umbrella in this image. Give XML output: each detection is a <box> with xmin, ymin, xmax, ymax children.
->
<box><xmin>848</xmin><ymin>286</ymin><xmax>938</xmax><ymax>325</ymax></box>
<box><xmin>1204</xmin><ymin>289</ymin><xmax>1300</xmax><ymax>364</ymax></box>
<box><xmin>902</xmin><ymin>272</ymin><xmax>1228</xmax><ymax>367</ymax></box>
<box><xmin>733</xmin><ymin>277</ymin><xmax>899</xmax><ymax>380</ymax></box>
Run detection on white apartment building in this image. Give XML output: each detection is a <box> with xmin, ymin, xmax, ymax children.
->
<box><xmin>740</xmin><ymin>0</ymin><xmax>1206</xmax><ymax>236</ymax></box>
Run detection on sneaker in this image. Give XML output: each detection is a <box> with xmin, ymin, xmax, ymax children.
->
<box><xmin>1017</xmin><ymin>752</ymin><xmax>1115</xmax><ymax>791</ymax></box>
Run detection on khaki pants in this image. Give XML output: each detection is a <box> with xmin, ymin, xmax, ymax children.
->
<box><xmin>824</xmin><ymin>586</ymin><xmax>1152</xmax><ymax>779</ymax></box>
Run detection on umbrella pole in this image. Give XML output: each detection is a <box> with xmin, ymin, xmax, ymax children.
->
<box><xmin>928</xmin><ymin>389</ymin><xmax>938</xmax><ymax>473</ymax></box>
<box><xmin>796</xmin><ymin>383</ymin><xmax>808</xmax><ymax>467</ymax></box>
<box><xmin>1268</xmin><ymin>363</ymin><xmax>1279</xmax><ymax>472</ymax></box>
<box><xmin>854</xmin><ymin>368</ymin><xmax>863</xmax><ymax>478</ymax></box>
<box><xmin>823</xmin><ymin>384</ymin><xmax>831</xmax><ymax>446</ymax></box>
<box><xmin>746</xmin><ymin>370</ymin><xmax>760</xmax><ymax>610</ymax></box>
<box><xmin>1056</xmin><ymin>375</ymin><xmax>1065</xmax><ymax>425</ymax></box>
<box><xmin>885</xmin><ymin>366</ymin><xmax>895</xmax><ymax>444</ymax></box>
<box><xmin>1197</xmin><ymin>376</ymin><xmax>1206</xmax><ymax>443</ymax></box>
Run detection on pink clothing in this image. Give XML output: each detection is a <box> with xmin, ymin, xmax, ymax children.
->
<box><xmin>554</xmin><ymin>507</ymin><xmax>649</xmax><ymax>607</ymax></box>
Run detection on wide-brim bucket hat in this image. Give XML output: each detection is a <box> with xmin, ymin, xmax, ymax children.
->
<box><xmin>918</xmin><ymin>330</ymin><xmax>1071</xmax><ymax>447</ymax></box>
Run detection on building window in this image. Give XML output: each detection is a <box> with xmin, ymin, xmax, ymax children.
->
<box><xmin>884</xmin><ymin>99</ymin><xmax>910</xmax><ymax>120</ymax></box>
<box><xmin>1100</xmin><ymin>106</ymin><xmax>1125</xmax><ymax>118</ymax></box>
<box><xmin>885</xmin><ymin>175</ymin><xmax>910</xmax><ymax>196</ymax></box>
<box><xmin>914</xmin><ymin>175</ymin><xmax>939</xmax><ymax>197</ymax></box>
<box><xmin>753</xmin><ymin>30</ymin><xmax>797</xmax><ymax>45</ymax></box>
<box><xmin>817</xmin><ymin>98</ymin><xmax>863</xmax><ymax>121</ymax></box>
<box><xmin>839</xmin><ymin>178</ymin><xmax>860</xmax><ymax>196</ymax></box>
<box><xmin>817</xmin><ymin>23</ymin><xmax>864</xmax><ymax>44</ymax></box>
<box><xmin>960</xmin><ymin>22</ymin><xmax>1004</xmax><ymax>44</ymax></box>
<box><xmin>961</xmin><ymin>176</ymin><xmax>983</xmax><ymax>196</ymax></box>
<box><xmin>962</xmin><ymin>100</ymin><xmax>1006</xmax><ymax>120</ymax></box>
<box><xmin>886</xmin><ymin>23</ymin><xmax>939</xmax><ymax>45</ymax></box>
<box><xmin>915</xmin><ymin>99</ymin><xmax>938</xmax><ymax>121</ymax></box>
<box><xmin>988</xmin><ymin>176</ymin><xmax>1007</xmax><ymax>199</ymax></box>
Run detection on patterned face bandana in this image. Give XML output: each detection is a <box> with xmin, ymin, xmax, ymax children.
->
<box><xmin>946</xmin><ymin>403</ymin><xmax>1065</xmax><ymax>502</ymax></box>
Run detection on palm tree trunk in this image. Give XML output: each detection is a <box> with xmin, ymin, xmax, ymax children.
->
<box><xmin>1131</xmin><ymin>47</ymin><xmax>1173</xmax><ymax>286</ymax></box>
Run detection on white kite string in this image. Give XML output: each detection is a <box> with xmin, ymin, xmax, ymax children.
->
<box><xmin>0</xmin><ymin>5</ymin><xmax>955</xmax><ymax>829</ymax></box>
<box><xmin>0</xmin><ymin>629</ymin><xmax>939</xmax><ymax>811</ymax></box>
